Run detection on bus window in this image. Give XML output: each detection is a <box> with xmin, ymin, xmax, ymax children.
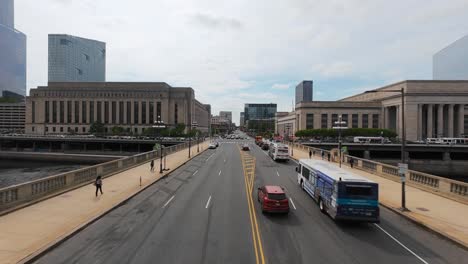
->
<box><xmin>302</xmin><ymin>166</ymin><xmax>310</xmax><ymax>180</ymax></box>
<box><xmin>309</xmin><ymin>170</ymin><xmax>316</xmax><ymax>185</ymax></box>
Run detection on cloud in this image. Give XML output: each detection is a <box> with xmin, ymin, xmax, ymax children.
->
<box><xmin>312</xmin><ymin>62</ymin><xmax>354</xmax><ymax>78</ymax></box>
<box><xmin>271</xmin><ymin>83</ymin><xmax>290</xmax><ymax>90</ymax></box>
<box><xmin>188</xmin><ymin>13</ymin><xmax>243</xmax><ymax>30</ymax></box>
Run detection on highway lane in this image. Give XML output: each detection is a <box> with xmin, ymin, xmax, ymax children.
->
<box><xmin>249</xmin><ymin>141</ymin><xmax>467</xmax><ymax>264</ymax></box>
<box><xmin>35</xmin><ymin>143</ymin><xmax>255</xmax><ymax>264</ymax></box>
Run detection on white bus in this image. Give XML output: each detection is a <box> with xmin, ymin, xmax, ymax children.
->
<box><xmin>353</xmin><ymin>136</ymin><xmax>390</xmax><ymax>144</ymax></box>
<box><xmin>268</xmin><ymin>142</ymin><xmax>289</xmax><ymax>161</ymax></box>
<box><xmin>427</xmin><ymin>137</ymin><xmax>468</xmax><ymax>145</ymax></box>
<box><xmin>296</xmin><ymin>159</ymin><xmax>380</xmax><ymax>223</ymax></box>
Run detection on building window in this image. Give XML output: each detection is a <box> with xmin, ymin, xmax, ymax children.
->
<box><xmin>60</xmin><ymin>127</ymin><xmax>63</xmax><ymax>132</ymax></box>
<box><xmin>156</xmin><ymin>102</ymin><xmax>161</xmax><ymax>121</ymax></box>
<box><xmin>82</xmin><ymin>101</ymin><xmax>87</xmax><ymax>124</ymax></box>
<box><xmin>68</xmin><ymin>127</ymin><xmax>71</xmax><ymax>132</ymax></box>
<box><xmin>174</xmin><ymin>103</ymin><xmax>178</xmax><ymax>124</ymax></box>
<box><xmin>149</xmin><ymin>101</ymin><xmax>154</xmax><ymax>123</ymax></box>
<box><xmin>134</xmin><ymin>127</ymin><xmax>138</xmax><ymax>133</ymax></box>
<box><xmin>84</xmin><ymin>54</ymin><xmax>90</xmax><ymax>61</ymax></box>
<box><xmin>46</xmin><ymin>126</ymin><xmax>49</xmax><ymax>132</ymax></box>
<box><xmin>67</xmin><ymin>101</ymin><xmax>72</xmax><ymax>123</ymax></box>
<box><xmin>111</xmin><ymin>101</ymin><xmax>116</xmax><ymax>124</ymax></box>
<box><xmin>104</xmin><ymin>101</ymin><xmax>109</xmax><ymax>124</ymax></box>
<box><xmin>45</xmin><ymin>101</ymin><xmax>50</xmax><ymax>123</ymax></box>
<box><xmin>352</xmin><ymin>114</ymin><xmax>358</xmax><ymax>128</ymax></box>
<box><xmin>342</xmin><ymin>114</ymin><xmax>348</xmax><ymax>127</ymax></box>
<box><xmin>74</xmin><ymin>101</ymin><xmax>79</xmax><ymax>123</ymax></box>
<box><xmin>306</xmin><ymin>114</ymin><xmax>314</xmax><ymax>129</ymax></box>
<box><xmin>82</xmin><ymin>127</ymin><xmax>86</xmax><ymax>133</ymax></box>
<box><xmin>60</xmin><ymin>39</ymin><xmax>69</xmax><ymax>45</ymax></box>
<box><xmin>32</xmin><ymin>101</ymin><xmax>35</xmax><ymax>123</ymax></box>
<box><xmin>464</xmin><ymin>115</ymin><xmax>468</xmax><ymax>135</ymax></box>
<box><xmin>59</xmin><ymin>101</ymin><xmax>64</xmax><ymax>123</ymax></box>
<box><xmin>32</xmin><ymin>126</ymin><xmax>35</xmax><ymax>132</ymax></box>
<box><xmin>126</xmin><ymin>101</ymin><xmax>131</xmax><ymax>124</ymax></box>
<box><xmin>75</xmin><ymin>127</ymin><xmax>78</xmax><ymax>132</ymax></box>
<box><xmin>372</xmin><ymin>114</ymin><xmax>379</xmax><ymax>128</ymax></box>
<box><xmin>76</xmin><ymin>68</ymin><xmax>83</xmax><ymax>75</ymax></box>
<box><xmin>331</xmin><ymin>114</ymin><xmax>338</xmax><ymax>126</ymax></box>
<box><xmin>119</xmin><ymin>101</ymin><xmax>124</xmax><ymax>124</ymax></box>
<box><xmin>53</xmin><ymin>127</ymin><xmax>56</xmax><ymax>132</ymax></box>
<box><xmin>97</xmin><ymin>101</ymin><xmax>102</xmax><ymax>123</ymax></box>
<box><xmin>52</xmin><ymin>101</ymin><xmax>57</xmax><ymax>123</ymax></box>
<box><xmin>142</xmin><ymin>101</ymin><xmax>147</xmax><ymax>124</ymax></box>
<box><xmin>134</xmin><ymin>102</ymin><xmax>139</xmax><ymax>124</ymax></box>
<box><xmin>90</xmin><ymin>101</ymin><xmax>94</xmax><ymax>123</ymax></box>
<box><xmin>321</xmin><ymin>114</ymin><xmax>328</xmax><ymax>128</ymax></box>
<box><xmin>362</xmin><ymin>114</ymin><xmax>369</xmax><ymax>128</ymax></box>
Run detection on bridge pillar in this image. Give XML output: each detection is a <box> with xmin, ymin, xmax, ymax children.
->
<box><xmin>33</xmin><ymin>142</ymin><xmax>36</xmax><ymax>152</ymax></box>
<box><xmin>120</xmin><ymin>144</ymin><xmax>123</xmax><ymax>153</ymax></box>
<box><xmin>363</xmin><ymin>150</ymin><xmax>371</xmax><ymax>160</ymax></box>
<box><xmin>83</xmin><ymin>143</ymin><xmax>87</xmax><ymax>152</ymax></box>
<box><xmin>49</xmin><ymin>142</ymin><xmax>52</xmax><ymax>152</ymax></box>
<box><xmin>443</xmin><ymin>152</ymin><xmax>451</xmax><ymax>161</ymax></box>
<box><xmin>101</xmin><ymin>143</ymin><xmax>105</xmax><ymax>151</ymax></box>
<box><xmin>14</xmin><ymin>142</ymin><xmax>18</xmax><ymax>152</ymax></box>
<box><xmin>61</xmin><ymin>143</ymin><xmax>66</xmax><ymax>152</ymax></box>
<box><xmin>137</xmin><ymin>144</ymin><xmax>141</xmax><ymax>153</ymax></box>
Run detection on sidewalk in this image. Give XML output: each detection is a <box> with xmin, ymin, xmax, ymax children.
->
<box><xmin>0</xmin><ymin>141</ymin><xmax>209</xmax><ymax>264</ymax></box>
<box><xmin>291</xmin><ymin>147</ymin><xmax>468</xmax><ymax>249</ymax></box>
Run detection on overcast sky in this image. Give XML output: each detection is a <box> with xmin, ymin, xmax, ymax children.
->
<box><xmin>15</xmin><ymin>0</ymin><xmax>468</xmax><ymax>124</ymax></box>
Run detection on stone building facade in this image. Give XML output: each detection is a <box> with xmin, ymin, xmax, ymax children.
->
<box><xmin>25</xmin><ymin>82</ymin><xmax>211</xmax><ymax>135</ymax></box>
<box><xmin>277</xmin><ymin>80</ymin><xmax>468</xmax><ymax>141</ymax></box>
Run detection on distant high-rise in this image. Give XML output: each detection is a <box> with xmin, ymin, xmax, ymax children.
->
<box><xmin>48</xmin><ymin>34</ymin><xmax>106</xmax><ymax>82</ymax></box>
<box><xmin>219</xmin><ymin>111</ymin><xmax>232</xmax><ymax>123</ymax></box>
<box><xmin>433</xmin><ymin>35</ymin><xmax>468</xmax><ymax>80</ymax></box>
<box><xmin>295</xmin><ymin>80</ymin><xmax>313</xmax><ymax>104</ymax></box>
<box><xmin>0</xmin><ymin>0</ymin><xmax>27</xmax><ymax>96</ymax></box>
<box><xmin>240</xmin><ymin>112</ymin><xmax>245</xmax><ymax>126</ymax></box>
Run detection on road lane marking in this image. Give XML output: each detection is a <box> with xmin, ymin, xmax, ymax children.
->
<box><xmin>276</xmin><ymin>171</ymin><xmax>280</xmax><ymax>177</ymax></box>
<box><xmin>163</xmin><ymin>195</ymin><xmax>175</xmax><ymax>208</ymax></box>
<box><xmin>206</xmin><ymin>153</ymin><xmax>214</xmax><ymax>161</ymax></box>
<box><xmin>205</xmin><ymin>195</ymin><xmax>212</xmax><ymax>209</ymax></box>
<box><xmin>193</xmin><ymin>170</ymin><xmax>198</xmax><ymax>176</ymax></box>
<box><xmin>218</xmin><ymin>170</ymin><xmax>222</xmax><ymax>176</ymax></box>
<box><xmin>374</xmin><ymin>224</ymin><xmax>428</xmax><ymax>264</ymax></box>
<box><xmin>289</xmin><ymin>198</ymin><xmax>297</xmax><ymax>210</ymax></box>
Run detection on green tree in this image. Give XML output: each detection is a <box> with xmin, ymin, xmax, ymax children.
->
<box><xmin>89</xmin><ymin>122</ymin><xmax>105</xmax><ymax>134</ymax></box>
<box><xmin>111</xmin><ymin>126</ymin><xmax>125</xmax><ymax>135</ymax></box>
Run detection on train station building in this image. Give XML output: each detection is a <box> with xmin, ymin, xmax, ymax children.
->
<box><xmin>25</xmin><ymin>82</ymin><xmax>211</xmax><ymax>135</ymax></box>
<box><xmin>276</xmin><ymin>80</ymin><xmax>468</xmax><ymax>141</ymax></box>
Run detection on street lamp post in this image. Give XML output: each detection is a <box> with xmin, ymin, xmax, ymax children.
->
<box><xmin>365</xmin><ymin>87</ymin><xmax>407</xmax><ymax>211</ymax></box>
<box><xmin>333</xmin><ymin>115</ymin><xmax>347</xmax><ymax>168</ymax></box>
<box><xmin>152</xmin><ymin>116</ymin><xmax>166</xmax><ymax>174</ymax></box>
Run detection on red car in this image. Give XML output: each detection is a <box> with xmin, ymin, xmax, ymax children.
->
<box><xmin>257</xmin><ymin>185</ymin><xmax>289</xmax><ymax>214</ymax></box>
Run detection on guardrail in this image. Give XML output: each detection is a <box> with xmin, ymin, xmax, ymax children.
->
<box><xmin>286</xmin><ymin>142</ymin><xmax>468</xmax><ymax>204</ymax></box>
<box><xmin>0</xmin><ymin>140</ymin><xmax>204</xmax><ymax>213</ymax></box>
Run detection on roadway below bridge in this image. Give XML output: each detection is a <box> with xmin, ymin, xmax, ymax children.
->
<box><xmin>35</xmin><ymin>139</ymin><xmax>466</xmax><ymax>264</ymax></box>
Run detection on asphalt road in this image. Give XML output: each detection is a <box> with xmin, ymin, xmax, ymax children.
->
<box><xmin>35</xmin><ymin>138</ymin><xmax>467</xmax><ymax>264</ymax></box>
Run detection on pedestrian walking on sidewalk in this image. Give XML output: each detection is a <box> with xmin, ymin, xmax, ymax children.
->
<box><xmin>95</xmin><ymin>176</ymin><xmax>103</xmax><ymax>197</ymax></box>
<box><xmin>309</xmin><ymin>150</ymin><xmax>312</xmax><ymax>159</ymax></box>
<box><xmin>327</xmin><ymin>153</ymin><xmax>331</xmax><ymax>162</ymax></box>
<box><xmin>321</xmin><ymin>150</ymin><xmax>324</xmax><ymax>160</ymax></box>
<box><xmin>349</xmin><ymin>157</ymin><xmax>354</xmax><ymax>168</ymax></box>
<box><xmin>150</xmin><ymin>160</ymin><xmax>154</xmax><ymax>172</ymax></box>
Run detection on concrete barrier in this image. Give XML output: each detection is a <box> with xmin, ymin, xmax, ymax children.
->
<box><xmin>287</xmin><ymin>142</ymin><xmax>468</xmax><ymax>204</ymax></box>
<box><xmin>0</xmin><ymin>141</ymin><xmax>197</xmax><ymax>213</ymax></box>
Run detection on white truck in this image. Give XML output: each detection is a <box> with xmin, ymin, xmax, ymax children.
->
<box><xmin>268</xmin><ymin>142</ymin><xmax>289</xmax><ymax>161</ymax></box>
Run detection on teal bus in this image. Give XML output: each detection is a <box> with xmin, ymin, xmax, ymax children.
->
<box><xmin>296</xmin><ymin>159</ymin><xmax>380</xmax><ymax>223</ymax></box>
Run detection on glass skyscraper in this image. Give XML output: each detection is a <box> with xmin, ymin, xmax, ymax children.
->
<box><xmin>48</xmin><ymin>34</ymin><xmax>106</xmax><ymax>82</ymax></box>
<box><xmin>433</xmin><ymin>35</ymin><xmax>468</xmax><ymax>80</ymax></box>
<box><xmin>0</xmin><ymin>0</ymin><xmax>27</xmax><ymax>96</ymax></box>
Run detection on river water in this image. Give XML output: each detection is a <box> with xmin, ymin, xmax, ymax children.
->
<box><xmin>0</xmin><ymin>159</ymin><xmax>95</xmax><ymax>188</ymax></box>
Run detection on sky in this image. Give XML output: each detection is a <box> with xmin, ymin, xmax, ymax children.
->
<box><xmin>15</xmin><ymin>0</ymin><xmax>468</xmax><ymax>124</ymax></box>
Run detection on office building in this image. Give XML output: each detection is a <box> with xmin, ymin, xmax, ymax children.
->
<box><xmin>25</xmin><ymin>82</ymin><xmax>211</xmax><ymax>135</ymax></box>
<box><xmin>219</xmin><ymin>111</ymin><xmax>232</xmax><ymax>123</ymax></box>
<box><xmin>0</xmin><ymin>0</ymin><xmax>27</xmax><ymax>96</ymax></box>
<box><xmin>433</xmin><ymin>35</ymin><xmax>468</xmax><ymax>80</ymax></box>
<box><xmin>244</xmin><ymin>103</ymin><xmax>277</xmax><ymax>133</ymax></box>
<box><xmin>295</xmin><ymin>80</ymin><xmax>313</xmax><ymax>104</ymax></box>
<box><xmin>0</xmin><ymin>102</ymin><xmax>25</xmax><ymax>133</ymax></box>
<box><xmin>277</xmin><ymin>80</ymin><xmax>468</xmax><ymax>141</ymax></box>
<box><xmin>240</xmin><ymin>112</ymin><xmax>244</xmax><ymax>127</ymax></box>
<box><xmin>48</xmin><ymin>34</ymin><xmax>106</xmax><ymax>82</ymax></box>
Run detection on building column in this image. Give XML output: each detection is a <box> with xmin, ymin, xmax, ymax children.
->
<box><xmin>448</xmin><ymin>104</ymin><xmax>454</xmax><ymax>137</ymax></box>
<box><xmin>396</xmin><ymin>106</ymin><xmax>400</xmax><ymax>135</ymax></box>
<box><xmin>93</xmin><ymin>100</ymin><xmax>98</xmax><ymax>123</ymax></box>
<box><xmin>358</xmin><ymin>113</ymin><xmax>363</xmax><ymax>128</ymax></box>
<box><xmin>71</xmin><ymin>100</ymin><xmax>75</xmax><ymax>124</ymax></box>
<box><xmin>146</xmin><ymin>100</ymin><xmax>150</xmax><ymax>124</ymax></box>
<box><xmin>123</xmin><ymin>101</ymin><xmax>127</xmax><ymax>124</ymax></box>
<box><xmin>86</xmin><ymin>101</ymin><xmax>90</xmax><ymax>125</ymax></box>
<box><xmin>437</xmin><ymin>104</ymin><xmax>444</xmax><ymax>138</ymax></box>
<box><xmin>64</xmin><ymin>100</ymin><xmax>69</xmax><ymax>123</ymax></box>
<box><xmin>417</xmin><ymin>104</ymin><xmax>423</xmax><ymax>140</ymax></box>
<box><xmin>327</xmin><ymin>113</ymin><xmax>332</xmax><ymax>129</ymax></box>
<box><xmin>458</xmin><ymin>104</ymin><xmax>465</xmax><ymax>137</ymax></box>
<box><xmin>138</xmin><ymin>101</ymin><xmax>142</xmax><ymax>125</ymax></box>
<box><xmin>131</xmin><ymin>100</ymin><xmax>135</xmax><ymax>124</ymax></box>
<box><xmin>427</xmin><ymin>104</ymin><xmax>433</xmax><ymax>138</ymax></box>
<box><xmin>108</xmin><ymin>101</ymin><xmax>112</xmax><ymax>125</ymax></box>
<box><xmin>116</xmin><ymin>101</ymin><xmax>120</xmax><ymax>125</ymax></box>
<box><xmin>384</xmin><ymin>107</ymin><xmax>389</xmax><ymax>129</ymax></box>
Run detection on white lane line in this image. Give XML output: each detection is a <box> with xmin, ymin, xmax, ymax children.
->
<box><xmin>218</xmin><ymin>170</ymin><xmax>222</xmax><ymax>176</ymax></box>
<box><xmin>193</xmin><ymin>170</ymin><xmax>198</xmax><ymax>176</ymax></box>
<box><xmin>374</xmin><ymin>224</ymin><xmax>428</xmax><ymax>264</ymax></box>
<box><xmin>206</xmin><ymin>153</ymin><xmax>214</xmax><ymax>161</ymax></box>
<box><xmin>289</xmin><ymin>198</ymin><xmax>297</xmax><ymax>210</ymax></box>
<box><xmin>163</xmin><ymin>195</ymin><xmax>175</xmax><ymax>208</ymax></box>
<box><xmin>276</xmin><ymin>171</ymin><xmax>280</xmax><ymax>177</ymax></box>
<box><xmin>224</xmin><ymin>159</ymin><xmax>226</xmax><ymax>163</ymax></box>
<box><xmin>205</xmin><ymin>195</ymin><xmax>212</xmax><ymax>209</ymax></box>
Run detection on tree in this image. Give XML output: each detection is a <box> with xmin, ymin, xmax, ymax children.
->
<box><xmin>89</xmin><ymin>122</ymin><xmax>105</xmax><ymax>134</ymax></box>
<box><xmin>111</xmin><ymin>126</ymin><xmax>125</xmax><ymax>135</ymax></box>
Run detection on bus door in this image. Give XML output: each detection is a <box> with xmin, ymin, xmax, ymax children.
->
<box><xmin>308</xmin><ymin>169</ymin><xmax>317</xmax><ymax>197</ymax></box>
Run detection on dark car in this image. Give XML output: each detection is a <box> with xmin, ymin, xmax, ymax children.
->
<box><xmin>242</xmin><ymin>144</ymin><xmax>250</xmax><ymax>151</ymax></box>
<box><xmin>261</xmin><ymin>144</ymin><xmax>269</xmax><ymax>150</ymax></box>
<box><xmin>257</xmin><ymin>185</ymin><xmax>289</xmax><ymax>214</ymax></box>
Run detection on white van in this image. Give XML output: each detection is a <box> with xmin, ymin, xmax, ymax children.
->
<box><xmin>268</xmin><ymin>142</ymin><xmax>289</xmax><ymax>161</ymax></box>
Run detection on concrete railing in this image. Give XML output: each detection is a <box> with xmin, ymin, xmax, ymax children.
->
<box><xmin>0</xmin><ymin>141</ymin><xmax>204</xmax><ymax>213</ymax></box>
<box><xmin>287</xmin><ymin>142</ymin><xmax>468</xmax><ymax>204</ymax></box>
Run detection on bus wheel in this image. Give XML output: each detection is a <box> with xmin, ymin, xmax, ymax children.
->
<box><xmin>319</xmin><ymin>199</ymin><xmax>326</xmax><ymax>213</ymax></box>
<box><xmin>300</xmin><ymin>180</ymin><xmax>304</xmax><ymax>190</ymax></box>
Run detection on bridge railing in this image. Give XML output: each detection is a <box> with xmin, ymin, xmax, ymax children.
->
<box><xmin>287</xmin><ymin>142</ymin><xmax>468</xmax><ymax>204</ymax></box>
<box><xmin>0</xmin><ymin>141</ymin><xmax>203</xmax><ymax>214</ymax></box>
